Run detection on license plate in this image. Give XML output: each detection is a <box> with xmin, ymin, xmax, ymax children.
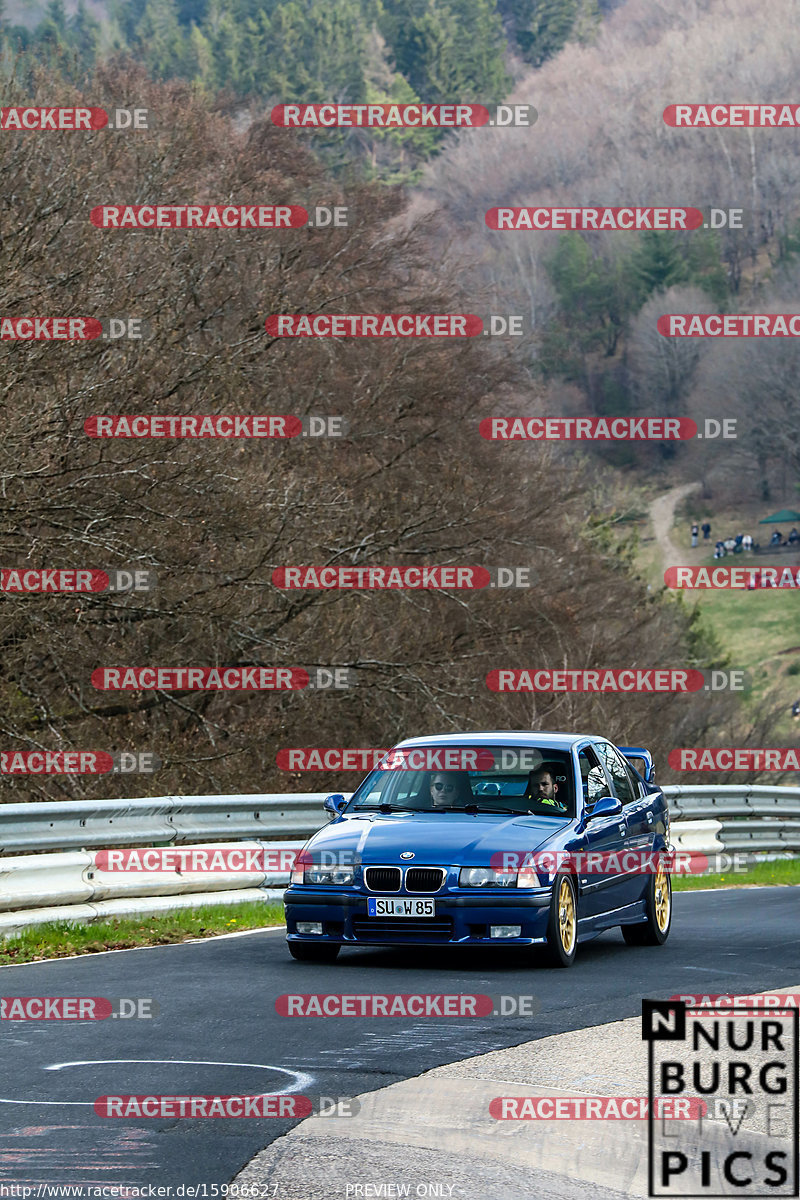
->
<box><xmin>367</xmin><ymin>896</ymin><xmax>435</xmax><ymax>918</ymax></box>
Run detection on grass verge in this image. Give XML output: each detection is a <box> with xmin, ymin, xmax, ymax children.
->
<box><xmin>1</xmin><ymin>866</ymin><xmax>797</xmax><ymax>964</ymax></box>
<box><xmin>0</xmin><ymin>900</ymin><xmax>285</xmax><ymax>965</ymax></box>
<box><xmin>673</xmin><ymin>858</ymin><xmax>800</xmax><ymax>890</ymax></box>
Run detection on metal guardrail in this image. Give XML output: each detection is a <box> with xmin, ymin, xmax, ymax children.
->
<box><xmin>664</xmin><ymin>783</ymin><xmax>800</xmax><ymax>819</ymax></box>
<box><xmin>0</xmin><ymin>786</ymin><xmax>797</xmax><ymax>938</ymax></box>
<box><xmin>663</xmin><ymin>785</ymin><xmax>800</xmax><ymax>853</ymax></box>
<box><xmin>0</xmin><ymin>786</ymin><xmax>798</xmax><ymax>854</ymax></box>
<box><xmin>0</xmin><ymin>794</ymin><xmax>333</xmax><ymax>855</ymax></box>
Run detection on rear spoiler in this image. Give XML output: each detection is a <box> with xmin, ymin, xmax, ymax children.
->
<box><xmin>618</xmin><ymin>746</ymin><xmax>655</xmax><ymax>784</ymax></box>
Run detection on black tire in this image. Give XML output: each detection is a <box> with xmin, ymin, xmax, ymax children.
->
<box><xmin>288</xmin><ymin>941</ymin><xmax>341</xmax><ymax>963</ymax></box>
<box><xmin>543</xmin><ymin>873</ymin><xmax>578</xmax><ymax>967</ymax></box>
<box><xmin>622</xmin><ymin>861</ymin><xmax>671</xmax><ymax>946</ymax></box>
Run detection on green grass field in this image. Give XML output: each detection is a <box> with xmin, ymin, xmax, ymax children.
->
<box><xmin>0</xmin><ymin>901</ymin><xmax>284</xmax><ymax>965</ymax></box>
<box><xmin>672</xmin><ymin>857</ymin><xmax>800</xmax><ymax>890</ymax></box>
<box><xmin>634</xmin><ymin>497</ymin><xmax>800</xmax><ymax>738</ymax></box>
<box><xmin>671</xmin><ymin>539</ymin><xmax>799</xmax><ymax>737</ymax></box>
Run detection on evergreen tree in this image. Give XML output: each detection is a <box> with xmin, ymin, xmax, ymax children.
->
<box><xmin>108</xmin><ymin>0</ymin><xmax>149</xmax><ymax>46</ymax></box>
<box><xmin>205</xmin><ymin>0</ymin><xmax>241</xmax><ymax>91</ymax></box>
<box><xmin>70</xmin><ymin>0</ymin><xmax>103</xmax><ymax>68</ymax></box>
<box><xmin>137</xmin><ymin>0</ymin><xmax>185</xmax><ymax>79</ymax></box>
<box><xmin>448</xmin><ymin>0</ymin><xmax>509</xmax><ymax>99</ymax></box>
<box><xmin>541</xmin><ymin>233</ymin><xmax>641</xmax><ymax>377</ymax></box>
<box><xmin>34</xmin><ymin>0</ymin><xmax>70</xmax><ymax>63</ymax></box>
<box><xmin>176</xmin><ymin>0</ymin><xmax>209</xmax><ymax>24</ymax></box>
<box><xmin>385</xmin><ymin>0</ymin><xmax>508</xmax><ymax>103</ymax></box>
<box><xmin>184</xmin><ymin>19</ymin><xmax>214</xmax><ymax>86</ymax></box>
<box><xmin>498</xmin><ymin>0</ymin><xmax>597</xmax><ymax>68</ymax></box>
<box><xmin>632</xmin><ymin>231</ymin><xmax>688</xmax><ymax>295</ymax></box>
<box><xmin>358</xmin><ymin>28</ymin><xmax>439</xmax><ymax>178</ymax></box>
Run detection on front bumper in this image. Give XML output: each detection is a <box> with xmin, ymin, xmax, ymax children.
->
<box><xmin>284</xmin><ymin>885</ymin><xmax>553</xmax><ymax>946</ymax></box>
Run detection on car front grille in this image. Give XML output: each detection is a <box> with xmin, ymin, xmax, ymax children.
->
<box><xmin>405</xmin><ymin>867</ymin><xmax>445</xmax><ymax>893</ymax></box>
<box><xmin>364</xmin><ymin>866</ymin><xmax>401</xmax><ymax>892</ymax></box>
<box><xmin>352</xmin><ymin>917</ymin><xmax>453</xmax><ymax>941</ymax></box>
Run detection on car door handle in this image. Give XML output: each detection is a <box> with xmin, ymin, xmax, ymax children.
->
<box><xmin>618</xmin><ymin>823</ymin><xmax>626</xmax><ymax>837</ymax></box>
<box><xmin>645</xmin><ymin>810</ymin><xmax>654</xmax><ymax>824</ymax></box>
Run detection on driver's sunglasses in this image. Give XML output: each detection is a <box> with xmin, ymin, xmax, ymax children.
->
<box><xmin>433</xmin><ymin>782</ymin><xmax>455</xmax><ymax>792</ymax></box>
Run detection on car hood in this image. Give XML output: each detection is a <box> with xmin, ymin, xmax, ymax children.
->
<box><xmin>305</xmin><ymin>810</ymin><xmax>569</xmax><ymax>866</ymax></box>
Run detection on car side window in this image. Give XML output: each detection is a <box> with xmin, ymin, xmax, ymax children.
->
<box><xmin>623</xmin><ymin>761</ymin><xmax>646</xmax><ymax>799</ymax></box>
<box><xmin>578</xmin><ymin>747</ymin><xmax>608</xmax><ymax>810</ymax></box>
<box><xmin>595</xmin><ymin>742</ymin><xmax>636</xmax><ymax>805</ymax></box>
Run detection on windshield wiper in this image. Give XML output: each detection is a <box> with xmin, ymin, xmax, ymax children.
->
<box><xmin>354</xmin><ymin>804</ymin><xmax>416</xmax><ymax>813</ymax></box>
<box><xmin>440</xmin><ymin>804</ymin><xmax>519</xmax><ymax>815</ymax></box>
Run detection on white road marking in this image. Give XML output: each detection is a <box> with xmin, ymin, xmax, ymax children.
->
<box><xmin>0</xmin><ymin>1060</ymin><xmax>313</xmax><ymax>1106</ymax></box>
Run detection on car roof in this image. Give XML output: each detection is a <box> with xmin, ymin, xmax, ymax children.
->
<box><xmin>391</xmin><ymin>731</ymin><xmax>604</xmax><ymax>751</ymax></box>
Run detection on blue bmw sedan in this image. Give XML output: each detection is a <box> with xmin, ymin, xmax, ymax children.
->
<box><xmin>284</xmin><ymin>731</ymin><xmax>672</xmax><ymax>967</ymax></box>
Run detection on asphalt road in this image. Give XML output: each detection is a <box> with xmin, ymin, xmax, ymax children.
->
<box><xmin>0</xmin><ymin>888</ymin><xmax>798</xmax><ymax>1189</ymax></box>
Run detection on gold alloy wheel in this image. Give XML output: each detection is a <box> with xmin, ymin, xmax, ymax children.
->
<box><xmin>558</xmin><ymin>877</ymin><xmax>576</xmax><ymax>953</ymax></box>
<box><xmin>654</xmin><ymin>864</ymin><xmax>671</xmax><ymax>932</ymax></box>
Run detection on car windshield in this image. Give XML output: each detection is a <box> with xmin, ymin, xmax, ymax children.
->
<box><xmin>347</xmin><ymin>746</ymin><xmax>575</xmax><ymax>818</ymax></box>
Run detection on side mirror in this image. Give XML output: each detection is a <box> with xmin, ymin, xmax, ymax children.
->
<box><xmin>323</xmin><ymin>794</ymin><xmax>348</xmax><ymax>820</ymax></box>
<box><xmin>587</xmin><ymin>795</ymin><xmax>622</xmax><ymax>820</ymax></box>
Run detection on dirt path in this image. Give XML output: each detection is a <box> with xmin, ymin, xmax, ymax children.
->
<box><xmin>648</xmin><ymin>481</ymin><xmax>701</xmax><ymax>571</ymax></box>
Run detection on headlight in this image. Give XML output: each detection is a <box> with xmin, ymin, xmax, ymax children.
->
<box><xmin>303</xmin><ymin>868</ymin><xmax>355</xmax><ymax>886</ymax></box>
<box><xmin>459</xmin><ymin>867</ymin><xmax>517</xmax><ymax>888</ymax></box>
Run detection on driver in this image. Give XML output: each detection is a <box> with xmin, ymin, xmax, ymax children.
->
<box><xmin>524</xmin><ymin>765</ymin><xmax>569</xmax><ymax>814</ymax></box>
<box><xmin>429</xmin><ymin>770</ymin><xmax>473</xmax><ymax>808</ymax></box>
